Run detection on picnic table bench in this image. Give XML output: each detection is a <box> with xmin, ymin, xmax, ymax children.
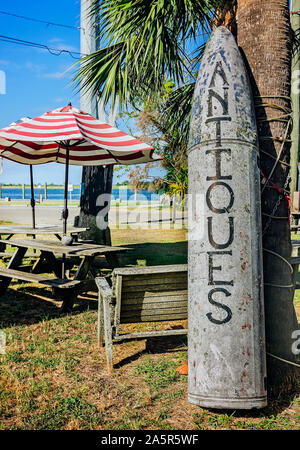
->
<box><xmin>0</xmin><ymin>267</ymin><xmax>82</xmax><ymax>289</ymax></box>
<box><xmin>0</xmin><ymin>238</ymin><xmax>130</xmax><ymax>312</ymax></box>
<box><xmin>96</xmin><ymin>264</ymin><xmax>188</xmax><ymax>372</ymax></box>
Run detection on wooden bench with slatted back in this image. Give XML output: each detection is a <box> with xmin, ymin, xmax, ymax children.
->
<box><xmin>96</xmin><ymin>264</ymin><xmax>188</xmax><ymax>372</ymax></box>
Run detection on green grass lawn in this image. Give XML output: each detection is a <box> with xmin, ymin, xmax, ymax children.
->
<box><xmin>0</xmin><ymin>228</ymin><xmax>299</xmax><ymax>430</ymax></box>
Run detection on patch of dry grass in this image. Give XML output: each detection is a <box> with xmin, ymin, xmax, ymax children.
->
<box><xmin>1</xmin><ymin>305</ymin><xmax>299</xmax><ymax>430</ymax></box>
<box><xmin>0</xmin><ymin>228</ymin><xmax>299</xmax><ymax>430</ymax></box>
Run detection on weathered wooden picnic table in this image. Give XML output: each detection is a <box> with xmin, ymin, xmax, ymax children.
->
<box><xmin>0</xmin><ymin>238</ymin><xmax>131</xmax><ymax>312</ymax></box>
<box><xmin>0</xmin><ymin>225</ymin><xmax>88</xmax><ymax>253</ymax></box>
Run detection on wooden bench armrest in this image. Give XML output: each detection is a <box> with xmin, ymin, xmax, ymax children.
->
<box><xmin>96</xmin><ymin>276</ymin><xmax>114</xmax><ymax>373</ymax></box>
<box><xmin>95</xmin><ymin>276</ymin><xmax>112</xmax><ymax>301</ymax></box>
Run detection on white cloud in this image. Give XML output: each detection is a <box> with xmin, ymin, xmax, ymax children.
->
<box><xmin>24</xmin><ymin>62</ymin><xmax>46</xmax><ymax>74</ymax></box>
<box><xmin>0</xmin><ymin>60</ymin><xmax>46</xmax><ymax>74</ymax></box>
<box><xmin>43</xmin><ymin>72</ymin><xmax>66</xmax><ymax>79</ymax></box>
<box><xmin>43</xmin><ymin>63</ymin><xmax>72</xmax><ymax>80</ymax></box>
<box><xmin>54</xmin><ymin>97</ymin><xmax>64</xmax><ymax>103</ymax></box>
<box><xmin>48</xmin><ymin>38</ymin><xmax>79</xmax><ymax>54</ymax></box>
<box><xmin>0</xmin><ymin>60</ymin><xmax>11</xmax><ymax>67</ymax></box>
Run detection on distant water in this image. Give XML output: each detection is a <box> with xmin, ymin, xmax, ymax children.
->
<box><xmin>0</xmin><ymin>187</ymin><xmax>160</xmax><ymax>202</ymax></box>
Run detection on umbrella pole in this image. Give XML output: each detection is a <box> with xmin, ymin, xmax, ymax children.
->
<box><xmin>29</xmin><ymin>165</ymin><xmax>36</xmax><ymax>229</ymax></box>
<box><xmin>29</xmin><ymin>165</ymin><xmax>36</xmax><ymax>253</ymax></box>
<box><xmin>62</xmin><ymin>143</ymin><xmax>70</xmax><ymax>278</ymax></box>
<box><xmin>63</xmin><ymin>144</ymin><xmax>70</xmax><ymax>235</ymax></box>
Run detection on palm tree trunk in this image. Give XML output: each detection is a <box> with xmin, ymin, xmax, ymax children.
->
<box><xmin>77</xmin><ymin>165</ymin><xmax>113</xmax><ymax>245</ymax></box>
<box><xmin>237</xmin><ymin>0</ymin><xmax>299</xmax><ymax>396</ymax></box>
<box><xmin>212</xmin><ymin>0</ymin><xmax>237</xmax><ymax>36</ymax></box>
<box><xmin>78</xmin><ymin>0</ymin><xmax>113</xmax><ymax>245</ymax></box>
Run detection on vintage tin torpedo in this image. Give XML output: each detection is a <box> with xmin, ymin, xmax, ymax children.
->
<box><xmin>188</xmin><ymin>26</ymin><xmax>267</xmax><ymax>409</ymax></box>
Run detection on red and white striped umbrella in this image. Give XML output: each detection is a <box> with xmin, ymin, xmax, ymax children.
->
<box><xmin>1</xmin><ymin>117</ymin><xmax>37</xmax><ymax>228</ymax></box>
<box><xmin>0</xmin><ymin>105</ymin><xmax>160</xmax><ymax>273</ymax></box>
<box><xmin>0</xmin><ymin>104</ymin><xmax>158</xmax><ymax>166</ymax></box>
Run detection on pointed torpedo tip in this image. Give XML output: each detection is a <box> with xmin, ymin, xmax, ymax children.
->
<box><xmin>208</xmin><ymin>26</ymin><xmax>237</xmax><ymax>53</ymax></box>
<box><xmin>212</xmin><ymin>25</ymin><xmax>233</xmax><ymax>37</ymax></box>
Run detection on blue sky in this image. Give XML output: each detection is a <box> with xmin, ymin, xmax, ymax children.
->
<box><xmin>0</xmin><ymin>0</ymin><xmax>163</xmax><ymax>185</ymax></box>
<box><xmin>0</xmin><ymin>0</ymin><xmax>83</xmax><ymax>184</ymax></box>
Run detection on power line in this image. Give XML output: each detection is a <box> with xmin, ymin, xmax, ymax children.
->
<box><xmin>0</xmin><ymin>9</ymin><xmax>81</xmax><ymax>31</ymax></box>
<box><xmin>0</xmin><ymin>34</ymin><xmax>82</xmax><ymax>59</ymax></box>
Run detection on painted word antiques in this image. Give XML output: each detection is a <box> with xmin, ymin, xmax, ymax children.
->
<box><xmin>188</xmin><ymin>27</ymin><xmax>267</xmax><ymax>409</ymax></box>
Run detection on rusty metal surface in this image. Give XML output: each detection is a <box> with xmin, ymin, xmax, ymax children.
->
<box><xmin>188</xmin><ymin>27</ymin><xmax>267</xmax><ymax>409</ymax></box>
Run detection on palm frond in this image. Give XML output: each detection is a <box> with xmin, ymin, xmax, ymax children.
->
<box><xmin>291</xmin><ymin>12</ymin><xmax>300</xmax><ymax>61</ymax></box>
<box><xmin>161</xmin><ymin>82</ymin><xmax>196</xmax><ymax>146</ymax></box>
<box><xmin>75</xmin><ymin>0</ymin><xmax>225</xmax><ymax>107</ymax></box>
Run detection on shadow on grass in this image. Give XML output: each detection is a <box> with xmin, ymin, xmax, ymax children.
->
<box><xmin>113</xmin><ymin>332</ymin><xmax>299</xmax><ymax>420</ymax></box>
<box><xmin>0</xmin><ymin>241</ymin><xmax>187</xmax><ymax>328</ymax></box>
<box><xmin>113</xmin><ymin>334</ymin><xmax>188</xmax><ymax>370</ymax></box>
<box><xmin>204</xmin><ymin>380</ymin><xmax>300</xmax><ymax>420</ymax></box>
<box><xmin>0</xmin><ymin>284</ymin><xmax>98</xmax><ymax>328</ymax></box>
